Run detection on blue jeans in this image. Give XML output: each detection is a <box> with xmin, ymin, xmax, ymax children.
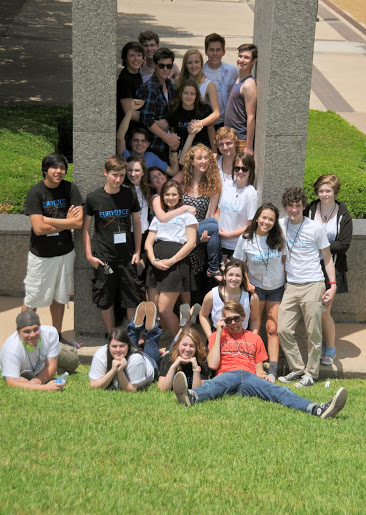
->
<box><xmin>197</xmin><ymin>217</ymin><xmax>222</xmax><ymax>272</ymax></box>
<box><xmin>127</xmin><ymin>320</ymin><xmax>161</xmax><ymax>371</ymax></box>
<box><xmin>193</xmin><ymin>370</ymin><xmax>314</xmax><ymax>413</ymax></box>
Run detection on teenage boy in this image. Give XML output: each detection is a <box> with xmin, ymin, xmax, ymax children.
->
<box><xmin>277</xmin><ymin>187</ymin><xmax>337</xmax><ymax>387</ymax></box>
<box><xmin>138</xmin><ymin>30</ymin><xmax>180</xmax><ymax>83</ymax></box>
<box><xmin>22</xmin><ymin>153</ymin><xmax>83</xmax><ymax>345</ymax></box>
<box><xmin>0</xmin><ymin>311</ymin><xmax>79</xmax><ymax>391</ymax></box>
<box><xmin>173</xmin><ymin>301</ymin><xmax>347</xmax><ymax>419</ymax></box>
<box><xmin>203</xmin><ymin>33</ymin><xmax>239</xmax><ymax>129</ymax></box>
<box><xmin>116</xmin><ymin>99</ymin><xmax>178</xmax><ymax>176</ymax></box>
<box><xmin>117</xmin><ymin>41</ymin><xmax>145</xmax><ymax>130</ymax></box>
<box><xmin>224</xmin><ymin>44</ymin><xmax>257</xmax><ymax>155</ymax></box>
<box><xmin>137</xmin><ymin>48</ymin><xmax>180</xmax><ymax>162</ymax></box>
<box><xmin>82</xmin><ymin>155</ymin><xmax>144</xmax><ymax>332</ymax></box>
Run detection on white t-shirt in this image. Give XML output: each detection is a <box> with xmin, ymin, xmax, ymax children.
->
<box><xmin>217</xmin><ymin>156</ymin><xmax>233</xmax><ymax>186</ymax></box>
<box><xmin>219</xmin><ymin>183</ymin><xmax>257</xmax><ymax>250</ymax></box>
<box><xmin>89</xmin><ymin>345</ymin><xmax>154</xmax><ymax>389</ymax></box>
<box><xmin>279</xmin><ymin>216</ymin><xmax>329</xmax><ymax>283</ymax></box>
<box><xmin>0</xmin><ymin>326</ymin><xmax>60</xmax><ymax>378</ymax></box>
<box><xmin>148</xmin><ymin>212</ymin><xmax>197</xmax><ymax>244</ymax></box>
<box><xmin>233</xmin><ymin>235</ymin><xmax>285</xmax><ymax>290</ymax></box>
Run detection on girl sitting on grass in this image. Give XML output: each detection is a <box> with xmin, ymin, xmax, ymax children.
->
<box><xmin>158</xmin><ymin>327</ymin><xmax>209</xmax><ymax>391</ymax></box>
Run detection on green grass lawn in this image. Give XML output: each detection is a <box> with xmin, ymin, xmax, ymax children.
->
<box><xmin>0</xmin><ymin>106</ymin><xmax>365</xmax><ymax>217</ymax></box>
<box><xmin>0</xmin><ymin>367</ymin><xmax>365</xmax><ymax>514</ymax></box>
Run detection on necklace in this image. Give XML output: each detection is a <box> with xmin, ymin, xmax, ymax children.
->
<box><xmin>320</xmin><ymin>203</ymin><xmax>336</xmax><ymax>222</ymax></box>
<box><xmin>228</xmin><ymin>328</ymin><xmax>244</xmax><ymax>341</ymax></box>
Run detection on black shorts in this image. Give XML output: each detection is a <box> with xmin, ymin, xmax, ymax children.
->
<box><xmin>92</xmin><ymin>259</ymin><xmax>145</xmax><ymax>310</ymax></box>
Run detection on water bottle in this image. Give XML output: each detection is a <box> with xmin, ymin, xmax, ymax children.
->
<box><xmin>322</xmin><ymin>296</ymin><xmax>329</xmax><ymax>312</ymax></box>
<box><xmin>56</xmin><ymin>372</ymin><xmax>69</xmax><ymax>384</ymax></box>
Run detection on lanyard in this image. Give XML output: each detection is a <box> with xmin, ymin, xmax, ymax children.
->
<box><xmin>286</xmin><ymin>218</ymin><xmax>304</xmax><ymax>260</ymax></box>
<box><xmin>254</xmin><ymin>233</ymin><xmax>270</xmax><ymax>274</ymax></box>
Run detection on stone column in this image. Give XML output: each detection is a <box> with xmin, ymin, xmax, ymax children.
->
<box><xmin>73</xmin><ymin>0</ymin><xmax>117</xmax><ymax>335</ymax></box>
<box><xmin>253</xmin><ymin>0</ymin><xmax>318</xmax><ymax>208</ymax></box>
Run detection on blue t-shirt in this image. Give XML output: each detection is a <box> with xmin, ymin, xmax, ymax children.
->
<box><xmin>123</xmin><ymin>150</ymin><xmax>168</xmax><ymax>172</ymax></box>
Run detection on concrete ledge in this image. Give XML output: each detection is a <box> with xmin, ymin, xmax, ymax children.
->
<box><xmin>1</xmin><ymin>214</ymin><xmax>366</xmax><ymax>322</ymax></box>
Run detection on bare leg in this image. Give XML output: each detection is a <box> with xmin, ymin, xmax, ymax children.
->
<box><xmin>265</xmin><ymin>301</ymin><xmax>280</xmax><ymax>362</ymax></box>
<box><xmin>179</xmin><ymin>291</ymin><xmax>191</xmax><ymax>305</ymax></box>
<box><xmin>321</xmin><ymin>301</ymin><xmax>335</xmax><ymax>349</ymax></box>
<box><xmin>147</xmin><ymin>287</ymin><xmax>160</xmax><ymax>306</ymax></box>
<box><xmin>50</xmin><ymin>300</ymin><xmax>65</xmax><ymax>333</ymax></box>
<box><xmin>101</xmin><ymin>305</ymin><xmax>115</xmax><ymax>333</ymax></box>
<box><xmin>158</xmin><ymin>291</ymin><xmax>180</xmax><ymax>336</ymax></box>
<box><xmin>126</xmin><ymin>307</ymin><xmax>136</xmax><ymax>322</ymax></box>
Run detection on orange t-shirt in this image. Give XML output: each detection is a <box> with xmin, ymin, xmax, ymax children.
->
<box><xmin>208</xmin><ymin>328</ymin><xmax>268</xmax><ymax>375</ymax></box>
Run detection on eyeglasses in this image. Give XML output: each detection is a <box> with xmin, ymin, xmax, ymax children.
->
<box><xmin>224</xmin><ymin>315</ymin><xmax>242</xmax><ymax>324</ymax></box>
<box><xmin>234</xmin><ymin>166</ymin><xmax>249</xmax><ymax>173</ymax></box>
<box><xmin>157</xmin><ymin>63</ymin><xmax>173</xmax><ymax>70</ymax></box>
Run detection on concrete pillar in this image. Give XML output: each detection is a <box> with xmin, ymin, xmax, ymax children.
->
<box><xmin>72</xmin><ymin>0</ymin><xmax>117</xmax><ymax>335</ymax></box>
<box><xmin>253</xmin><ymin>0</ymin><xmax>318</xmax><ymax>208</ymax></box>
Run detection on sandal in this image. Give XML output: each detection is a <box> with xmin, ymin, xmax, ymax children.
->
<box><xmin>207</xmin><ymin>269</ymin><xmax>223</xmax><ymax>282</ymax></box>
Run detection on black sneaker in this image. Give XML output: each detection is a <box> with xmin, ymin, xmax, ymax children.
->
<box><xmin>278</xmin><ymin>371</ymin><xmax>303</xmax><ymax>383</ymax></box>
<box><xmin>173</xmin><ymin>371</ymin><xmax>196</xmax><ymax>407</ymax></box>
<box><xmin>313</xmin><ymin>387</ymin><xmax>347</xmax><ymax>419</ymax></box>
<box><xmin>20</xmin><ymin>369</ymin><xmax>36</xmax><ymax>381</ymax></box>
<box><xmin>60</xmin><ymin>337</ymin><xmax>82</xmax><ymax>350</ymax></box>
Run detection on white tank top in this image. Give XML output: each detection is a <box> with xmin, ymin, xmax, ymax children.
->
<box><xmin>211</xmin><ymin>287</ymin><xmax>250</xmax><ymax>329</ymax></box>
<box><xmin>199</xmin><ymin>78</ymin><xmax>211</xmax><ymax>101</ymax></box>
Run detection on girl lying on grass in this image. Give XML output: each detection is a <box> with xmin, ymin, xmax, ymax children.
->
<box><xmin>89</xmin><ymin>317</ymin><xmax>159</xmax><ymax>391</ymax></box>
<box><xmin>158</xmin><ymin>327</ymin><xmax>209</xmax><ymax>391</ymax></box>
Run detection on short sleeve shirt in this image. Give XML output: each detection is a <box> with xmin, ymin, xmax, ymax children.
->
<box><xmin>208</xmin><ymin>328</ymin><xmax>268</xmax><ymax>375</ymax></box>
<box><xmin>84</xmin><ymin>185</ymin><xmax>140</xmax><ymax>262</ymax></box>
<box><xmin>25</xmin><ymin>180</ymin><xmax>82</xmax><ymax>257</ymax></box>
<box><xmin>148</xmin><ymin>212</ymin><xmax>198</xmax><ymax>244</ymax></box>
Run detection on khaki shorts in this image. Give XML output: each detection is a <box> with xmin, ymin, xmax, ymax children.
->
<box><xmin>24</xmin><ymin>250</ymin><xmax>75</xmax><ymax>308</ymax></box>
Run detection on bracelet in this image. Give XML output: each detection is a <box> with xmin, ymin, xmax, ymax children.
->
<box><xmin>329</xmin><ymin>282</ymin><xmax>337</xmax><ymax>285</ymax></box>
<box><xmin>170</xmin><ymin>150</ymin><xmax>178</xmax><ymax>153</ymax></box>
<box><xmin>153</xmin><ymin>258</ymin><xmax>160</xmax><ymax>262</ymax></box>
<box><xmin>193</xmin><ymin>367</ymin><xmax>201</xmax><ymax>373</ymax></box>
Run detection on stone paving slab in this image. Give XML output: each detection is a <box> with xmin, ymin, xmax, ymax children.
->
<box><xmin>1</xmin><ymin>296</ymin><xmax>365</xmax><ymax>379</ymax></box>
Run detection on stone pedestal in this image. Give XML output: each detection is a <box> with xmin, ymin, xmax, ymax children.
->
<box><xmin>253</xmin><ymin>0</ymin><xmax>318</xmax><ymax>209</ymax></box>
<box><xmin>72</xmin><ymin>0</ymin><xmax>117</xmax><ymax>334</ymax></box>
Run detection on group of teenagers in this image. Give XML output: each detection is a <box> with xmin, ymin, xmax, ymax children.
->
<box><xmin>0</xmin><ymin>30</ymin><xmax>352</xmax><ymax>420</ymax></box>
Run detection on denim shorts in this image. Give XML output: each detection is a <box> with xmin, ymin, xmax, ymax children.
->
<box><xmin>254</xmin><ymin>284</ymin><xmax>284</xmax><ymax>302</ymax></box>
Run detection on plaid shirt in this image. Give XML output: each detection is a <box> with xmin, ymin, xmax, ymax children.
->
<box><xmin>137</xmin><ymin>73</ymin><xmax>175</xmax><ymax>160</ymax></box>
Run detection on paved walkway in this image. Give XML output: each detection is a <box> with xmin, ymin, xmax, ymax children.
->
<box><xmin>0</xmin><ymin>0</ymin><xmax>365</xmax><ymax>133</ymax></box>
<box><xmin>1</xmin><ymin>296</ymin><xmax>366</xmax><ymax>379</ymax></box>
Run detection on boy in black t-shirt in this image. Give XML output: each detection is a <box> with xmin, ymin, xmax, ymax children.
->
<box><xmin>82</xmin><ymin>155</ymin><xmax>145</xmax><ymax>332</ymax></box>
<box><xmin>22</xmin><ymin>153</ymin><xmax>83</xmax><ymax>344</ymax></box>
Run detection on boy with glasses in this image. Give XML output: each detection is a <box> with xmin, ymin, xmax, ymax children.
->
<box><xmin>137</xmin><ymin>48</ymin><xmax>180</xmax><ymax>163</ymax></box>
<box><xmin>173</xmin><ymin>301</ymin><xmax>347</xmax><ymax>419</ymax></box>
<box><xmin>138</xmin><ymin>30</ymin><xmax>180</xmax><ymax>83</ymax></box>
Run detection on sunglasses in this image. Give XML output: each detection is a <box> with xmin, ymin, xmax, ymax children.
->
<box><xmin>224</xmin><ymin>315</ymin><xmax>242</xmax><ymax>324</ymax></box>
<box><xmin>234</xmin><ymin>166</ymin><xmax>249</xmax><ymax>173</ymax></box>
<box><xmin>157</xmin><ymin>63</ymin><xmax>174</xmax><ymax>70</ymax></box>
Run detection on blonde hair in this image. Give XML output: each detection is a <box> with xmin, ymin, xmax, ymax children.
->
<box><xmin>170</xmin><ymin>328</ymin><xmax>207</xmax><ymax>366</ymax></box>
<box><xmin>176</xmin><ymin>49</ymin><xmax>204</xmax><ymax>89</ymax></box>
<box><xmin>182</xmin><ymin>144</ymin><xmax>221</xmax><ymax>197</ymax></box>
<box><xmin>313</xmin><ymin>174</ymin><xmax>340</xmax><ymax>197</ymax></box>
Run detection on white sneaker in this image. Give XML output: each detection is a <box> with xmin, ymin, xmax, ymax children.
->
<box><xmin>294</xmin><ymin>375</ymin><xmax>314</xmax><ymax>388</ymax></box>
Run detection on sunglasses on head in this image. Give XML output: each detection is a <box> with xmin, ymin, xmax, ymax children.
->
<box><xmin>234</xmin><ymin>166</ymin><xmax>249</xmax><ymax>173</ymax></box>
<box><xmin>224</xmin><ymin>315</ymin><xmax>242</xmax><ymax>324</ymax></box>
<box><xmin>157</xmin><ymin>63</ymin><xmax>174</xmax><ymax>70</ymax></box>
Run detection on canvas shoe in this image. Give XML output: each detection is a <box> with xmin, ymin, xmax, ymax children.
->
<box><xmin>179</xmin><ymin>303</ymin><xmax>190</xmax><ymax>328</ymax></box>
<box><xmin>173</xmin><ymin>371</ymin><xmax>197</xmax><ymax>407</ymax></box>
<box><xmin>313</xmin><ymin>387</ymin><xmax>347</xmax><ymax>419</ymax></box>
<box><xmin>189</xmin><ymin>303</ymin><xmax>201</xmax><ymax>326</ymax></box>
<box><xmin>267</xmin><ymin>373</ymin><xmax>276</xmax><ymax>383</ymax></box>
<box><xmin>321</xmin><ymin>346</ymin><xmax>336</xmax><ymax>366</ymax></box>
<box><xmin>278</xmin><ymin>371</ymin><xmax>302</xmax><ymax>383</ymax></box>
<box><xmin>145</xmin><ymin>301</ymin><xmax>157</xmax><ymax>331</ymax></box>
<box><xmin>294</xmin><ymin>374</ymin><xmax>314</xmax><ymax>388</ymax></box>
<box><xmin>134</xmin><ymin>301</ymin><xmax>147</xmax><ymax>328</ymax></box>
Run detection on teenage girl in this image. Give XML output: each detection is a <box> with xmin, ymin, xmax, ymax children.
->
<box><xmin>233</xmin><ymin>203</ymin><xmax>286</xmax><ymax>382</ymax></box>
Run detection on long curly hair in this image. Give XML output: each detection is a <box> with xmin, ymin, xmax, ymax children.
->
<box><xmin>170</xmin><ymin>327</ymin><xmax>207</xmax><ymax>367</ymax></box>
<box><xmin>176</xmin><ymin>49</ymin><xmax>204</xmax><ymax>89</ymax></box>
<box><xmin>125</xmin><ymin>155</ymin><xmax>151</xmax><ymax>204</ymax></box>
<box><xmin>182</xmin><ymin>144</ymin><xmax>221</xmax><ymax>197</ymax></box>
